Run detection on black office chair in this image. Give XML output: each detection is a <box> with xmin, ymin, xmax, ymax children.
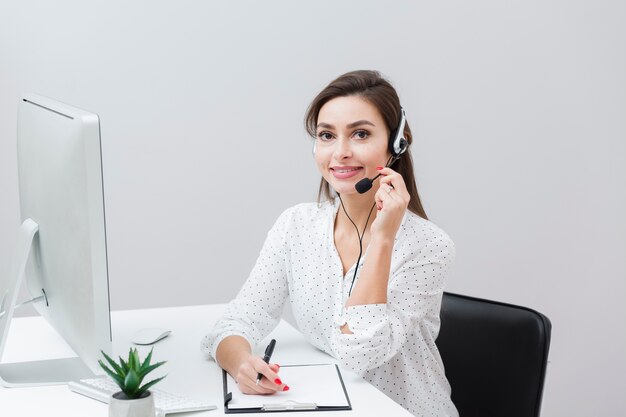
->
<box><xmin>436</xmin><ymin>292</ymin><xmax>552</xmax><ymax>417</ymax></box>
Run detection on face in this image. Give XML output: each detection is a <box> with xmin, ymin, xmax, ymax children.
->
<box><xmin>314</xmin><ymin>95</ymin><xmax>391</xmax><ymax>195</ymax></box>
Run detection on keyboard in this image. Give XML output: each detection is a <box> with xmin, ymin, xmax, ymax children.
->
<box><xmin>68</xmin><ymin>377</ymin><xmax>217</xmax><ymax>414</ymax></box>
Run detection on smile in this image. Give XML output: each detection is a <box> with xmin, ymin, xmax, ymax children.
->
<box><xmin>330</xmin><ymin>166</ymin><xmax>363</xmax><ymax>179</ymax></box>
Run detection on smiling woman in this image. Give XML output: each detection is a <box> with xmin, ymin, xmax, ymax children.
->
<box><xmin>202</xmin><ymin>70</ymin><xmax>458</xmax><ymax>417</ymax></box>
<box><xmin>305</xmin><ymin>70</ymin><xmax>427</xmax><ymax>219</ymax></box>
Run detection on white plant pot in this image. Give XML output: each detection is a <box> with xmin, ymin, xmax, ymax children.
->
<box><xmin>109</xmin><ymin>391</ymin><xmax>155</xmax><ymax>417</ymax></box>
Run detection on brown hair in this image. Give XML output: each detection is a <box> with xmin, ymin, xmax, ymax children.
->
<box><xmin>304</xmin><ymin>70</ymin><xmax>428</xmax><ymax>219</ymax></box>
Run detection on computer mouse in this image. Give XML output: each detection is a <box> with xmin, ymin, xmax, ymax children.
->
<box><xmin>131</xmin><ymin>328</ymin><xmax>172</xmax><ymax>345</ymax></box>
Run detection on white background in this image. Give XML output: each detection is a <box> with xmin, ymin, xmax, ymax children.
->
<box><xmin>1</xmin><ymin>1</ymin><xmax>624</xmax><ymax>416</ymax></box>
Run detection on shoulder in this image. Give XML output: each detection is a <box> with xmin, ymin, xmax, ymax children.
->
<box><xmin>270</xmin><ymin>200</ymin><xmax>335</xmax><ymax>234</ymax></box>
<box><xmin>397</xmin><ymin>211</ymin><xmax>456</xmax><ymax>260</ymax></box>
<box><xmin>275</xmin><ymin>200</ymin><xmax>335</xmax><ymax>225</ymax></box>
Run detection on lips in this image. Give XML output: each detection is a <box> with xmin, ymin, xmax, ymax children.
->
<box><xmin>330</xmin><ymin>166</ymin><xmax>363</xmax><ymax>179</ymax></box>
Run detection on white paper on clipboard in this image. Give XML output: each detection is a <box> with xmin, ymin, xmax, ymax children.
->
<box><xmin>226</xmin><ymin>364</ymin><xmax>350</xmax><ymax>410</ymax></box>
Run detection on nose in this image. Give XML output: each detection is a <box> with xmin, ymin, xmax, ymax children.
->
<box><xmin>333</xmin><ymin>137</ymin><xmax>353</xmax><ymax>160</ymax></box>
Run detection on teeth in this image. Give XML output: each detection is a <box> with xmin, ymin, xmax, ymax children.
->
<box><xmin>335</xmin><ymin>168</ymin><xmax>360</xmax><ymax>173</ymax></box>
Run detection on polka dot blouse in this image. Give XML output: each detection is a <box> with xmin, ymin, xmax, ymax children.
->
<box><xmin>202</xmin><ymin>198</ymin><xmax>458</xmax><ymax>417</ymax></box>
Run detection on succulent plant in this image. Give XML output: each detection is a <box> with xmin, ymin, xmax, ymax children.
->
<box><xmin>99</xmin><ymin>348</ymin><xmax>166</xmax><ymax>399</ymax></box>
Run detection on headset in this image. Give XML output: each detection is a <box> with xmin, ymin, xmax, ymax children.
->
<box><xmin>354</xmin><ymin>107</ymin><xmax>408</xmax><ymax>194</ymax></box>
<box><xmin>389</xmin><ymin>107</ymin><xmax>408</xmax><ymax>157</ymax></box>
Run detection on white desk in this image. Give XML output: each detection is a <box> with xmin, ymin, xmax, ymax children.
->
<box><xmin>0</xmin><ymin>304</ymin><xmax>411</xmax><ymax>416</ymax></box>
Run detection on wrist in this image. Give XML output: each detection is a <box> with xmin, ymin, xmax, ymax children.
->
<box><xmin>234</xmin><ymin>351</ymin><xmax>253</xmax><ymax>370</ymax></box>
<box><xmin>216</xmin><ymin>335</ymin><xmax>252</xmax><ymax>377</ymax></box>
<box><xmin>370</xmin><ymin>233</ymin><xmax>394</xmax><ymax>249</ymax></box>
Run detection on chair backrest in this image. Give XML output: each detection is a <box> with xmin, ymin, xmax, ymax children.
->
<box><xmin>436</xmin><ymin>292</ymin><xmax>551</xmax><ymax>417</ymax></box>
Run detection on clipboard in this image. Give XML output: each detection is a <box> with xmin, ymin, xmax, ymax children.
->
<box><xmin>222</xmin><ymin>363</ymin><xmax>352</xmax><ymax>413</ymax></box>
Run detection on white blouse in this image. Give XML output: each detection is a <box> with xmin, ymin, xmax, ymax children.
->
<box><xmin>201</xmin><ymin>198</ymin><xmax>458</xmax><ymax>417</ymax></box>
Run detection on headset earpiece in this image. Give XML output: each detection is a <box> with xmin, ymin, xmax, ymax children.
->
<box><xmin>398</xmin><ymin>137</ymin><xmax>408</xmax><ymax>153</ymax></box>
<box><xmin>389</xmin><ymin>108</ymin><xmax>408</xmax><ymax>157</ymax></box>
<box><xmin>312</xmin><ymin>140</ymin><xmax>317</xmax><ymax>156</ymax></box>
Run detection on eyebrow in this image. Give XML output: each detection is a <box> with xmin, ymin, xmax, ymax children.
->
<box><xmin>316</xmin><ymin>120</ymin><xmax>376</xmax><ymax>130</ymax></box>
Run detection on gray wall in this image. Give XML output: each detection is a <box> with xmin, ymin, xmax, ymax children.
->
<box><xmin>1</xmin><ymin>1</ymin><xmax>624</xmax><ymax>416</ymax></box>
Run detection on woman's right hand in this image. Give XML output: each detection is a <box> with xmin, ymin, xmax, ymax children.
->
<box><xmin>235</xmin><ymin>354</ymin><xmax>289</xmax><ymax>395</ymax></box>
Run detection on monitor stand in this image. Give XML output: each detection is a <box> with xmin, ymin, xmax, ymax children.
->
<box><xmin>0</xmin><ymin>219</ymin><xmax>96</xmax><ymax>387</ymax></box>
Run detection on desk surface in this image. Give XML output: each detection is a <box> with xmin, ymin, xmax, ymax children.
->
<box><xmin>0</xmin><ymin>304</ymin><xmax>411</xmax><ymax>416</ymax></box>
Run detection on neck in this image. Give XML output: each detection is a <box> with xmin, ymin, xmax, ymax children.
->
<box><xmin>336</xmin><ymin>189</ymin><xmax>377</xmax><ymax>233</ymax></box>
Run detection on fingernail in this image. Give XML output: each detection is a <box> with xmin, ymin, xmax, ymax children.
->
<box><xmin>283</xmin><ymin>385</ymin><xmax>290</xmax><ymax>391</ymax></box>
<box><xmin>274</xmin><ymin>378</ymin><xmax>282</xmax><ymax>385</ymax></box>
<box><xmin>276</xmin><ymin>364</ymin><xmax>280</xmax><ymax>368</ymax></box>
<box><xmin>376</xmin><ymin>166</ymin><xmax>383</xmax><ymax>170</ymax></box>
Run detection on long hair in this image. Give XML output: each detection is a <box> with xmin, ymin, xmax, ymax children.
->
<box><xmin>304</xmin><ymin>70</ymin><xmax>428</xmax><ymax>219</ymax></box>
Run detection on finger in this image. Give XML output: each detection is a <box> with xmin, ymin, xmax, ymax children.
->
<box><xmin>379</xmin><ymin>173</ymin><xmax>407</xmax><ymax>196</ymax></box>
<box><xmin>381</xmin><ymin>182</ymin><xmax>403</xmax><ymax>204</ymax></box>
<box><xmin>268</xmin><ymin>363</ymin><xmax>280</xmax><ymax>373</ymax></box>
<box><xmin>249</xmin><ymin>357</ymin><xmax>282</xmax><ymax>387</ymax></box>
<box><xmin>375</xmin><ymin>184</ymin><xmax>396</xmax><ymax>210</ymax></box>
<box><xmin>379</xmin><ymin>177</ymin><xmax>409</xmax><ymax>205</ymax></box>
<box><xmin>257</xmin><ymin>377</ymin><xmax>283</xmax><ymax>392</ymax></box>
<box><xmin>377</xmin><ymin>167</ymin><xmax>410</xmax><ymax>200</ymax></box>
<box><xmin>237</xmin><ymin>363</ymin><xmax>276</xmax><ymax>394</ymax></box>
<box><xmin>377</xmin><ymin>178</ymin><xmax>401</xmax><ymax>200</ymax></box>
<box><xmin>240</xmin><ymin>378</ymin><xmax>277</xmax><ymax>395</ymax></box>
<box><xmin>375</xmin><ymin>166</ymin><xmax>400</xmax><ymax>183</ymax></box>
<box><xmin>258</xmin><ymin>369</ymin><xmax>284</xmax><ymax>390</ymax></box>
<box><xmin>251</xmin><ymin>362</ymin><xmax>286</xmax><ymax>392</ymax></box>
<box><xmin>240</xmin><ymin>377</ymin><xmax>275</xmax><ymax>394</ymax></box>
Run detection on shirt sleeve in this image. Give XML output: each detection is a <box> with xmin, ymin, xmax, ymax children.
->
<box><xmin>200</xmin><ymin>207</ymin><xmax>293</xmax><ymax>361</ymax></box>
<box><xmin>330</xmin><ymin>232</ymin><xmax>455</xmax><ymax>375</ymax></box>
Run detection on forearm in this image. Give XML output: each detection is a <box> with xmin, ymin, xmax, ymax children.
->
<box><xmin>345</xmin><ymin>236</ymin><xmax>393</xmax><ymax>307</ymax></box>
<box><xmin>215</xmin><ymin>335</ymin><xmax>253</xmax><ymax>377</ymax></box>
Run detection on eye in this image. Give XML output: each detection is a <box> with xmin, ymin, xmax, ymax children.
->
<box><xmin>353</xmin><ymin>129</ymin><xmax>370</xmax><ymax>140</ymax></box>
<box><xmin>317</xmin><ymin>131</ymin><xmax>334</xmax><ymax>141</ymax></box>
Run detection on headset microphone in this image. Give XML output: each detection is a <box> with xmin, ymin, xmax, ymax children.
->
<box><xmin>354</xmin><ymin>176</ymin><xmax>376</xmax><ymax>194</ymax></box>
<box><xmin>354</xmin><ymin>162</ymin><xmax>392</xmax><ymax>194</ymax></box>
<box><xmin>355</xmin><ymin>108</ymin><xmax>408</xmax><ymax>194</ymax></box>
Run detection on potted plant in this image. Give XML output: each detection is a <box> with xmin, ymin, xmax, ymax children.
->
<box><xmin>99</xmin><ymin>348</ymin><xmax>167</xmax><ymax>417</ymax></box>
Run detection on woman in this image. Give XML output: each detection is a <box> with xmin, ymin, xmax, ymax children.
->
<box><xmin>202</xmin><ymin>70</ymin><xmax>458</xmax><ymax>417</ymax></box>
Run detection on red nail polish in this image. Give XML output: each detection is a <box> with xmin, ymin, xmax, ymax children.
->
<box><xmin>376</xmin><ymin>166</ymin><xmax>383</xmax><ymax>170</ymax></box>
<box><xmin>274</xmin><ymin>378</ymin><xmax>282</xmax><ymax>385</ymax></box>
<box><xmin>283</xmin><ymin>385</ymin><xmax>290</xmax><ymax>391</ymax></box>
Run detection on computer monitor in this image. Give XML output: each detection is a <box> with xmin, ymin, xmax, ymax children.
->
<box><xmin>0</xmin><ymin>94</ymin><xmax>112</xmax><ymax>387</ymax></box>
